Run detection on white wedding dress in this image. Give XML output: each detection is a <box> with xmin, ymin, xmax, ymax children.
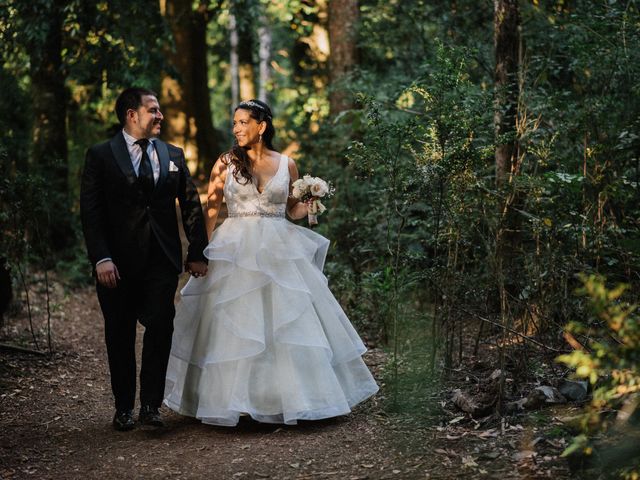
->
<box><xmin>164</xmin><ymin>154</ymin><xmax>378</xmax><ymax>426</ymax></box>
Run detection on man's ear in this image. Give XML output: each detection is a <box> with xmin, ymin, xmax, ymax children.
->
<box><xmin>127</xmin><ymin>108</ymin><xmax>137</xmax><ymax>124</ymax></box>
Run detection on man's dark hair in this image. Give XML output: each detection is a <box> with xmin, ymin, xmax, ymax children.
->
<box><xmin>115</xmin><ymin>87</ymin><xmax>157</xmax><ymax>126</ymax></box>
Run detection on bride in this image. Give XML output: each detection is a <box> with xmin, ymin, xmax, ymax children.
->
<box><xmin>163</xmin><ymin>99</ymin><xmax>378</xmax><ymax>426</ymax></box>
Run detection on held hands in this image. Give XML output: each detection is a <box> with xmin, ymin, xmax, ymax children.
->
<box><xmin>96</xmin><ymin>261</ymin><xmax>120</xmax><ymax>288</ymax></box>
<box><xmin>96</xmin><ymin>260</ymin><xmax>207</xmax><ymax>286</ymax></box>
<box><xmin>186</xmin><ymin>261</ymin><xmax>208</xmax><ymax>278</ymax></box>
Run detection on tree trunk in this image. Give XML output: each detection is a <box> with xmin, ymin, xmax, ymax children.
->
<box><xmin>163</xmin><ymin>0</ymin><xmax>220</xmax><ymax>177</ymax></box>
<box><xmin>229</xmin><ymin>8</ymin><xmax>256</xmax><ymax>105</ymax></box>
<box><xmin>494</xmin><ymin>0</ymin><xmax>520</xmax><ymax>185</ymax></box>
<box><xmin>191</xmin><ymin>2</ymin><xmax>220</xmax><ymax>176</ymax></box>
<box><xmin>328</xmin><ymin>0</ymin><xmax>359</xmax><ymax>115</ymax></box>
<box><xmin>493</xmin><ymin>0</ymin><xmax>521</xmax><ymax>321</ymax></box>
<box><xmin>29</xmin><ymin>0</ymin><xmax>72</xmax><ymax>253</ymax></box>
<box><xmin>230</xmin><ymin>12</ymin><xmax>240</xmax><ymax>118</ymax></box>
<box><xmin>0</xmin><ymin>259</ymin><xmax>11</xmax><ymax>329</ymax></box>
<box><xmin>258</xmin><ymin>13</ymin><xmax>272</xmax><ymax>103</ymax></box>
<box><xmin>238</xmin><ymin>26</ymin><xmax>256</xmax><ymax>101</ymax></box>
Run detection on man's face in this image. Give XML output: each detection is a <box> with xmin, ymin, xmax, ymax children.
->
<box><xmin>128</xmin><ymin>95</ymin><xmax>163</xmax><ymax>138</ymax></box>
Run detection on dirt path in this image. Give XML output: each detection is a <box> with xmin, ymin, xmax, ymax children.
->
<box><xmin>0</xmin><ymin>282</ymin><xmax>572</xmax><ymax>479</ymax></box>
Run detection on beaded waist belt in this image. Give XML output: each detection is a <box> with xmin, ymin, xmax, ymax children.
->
<box><xmin>228</xmin><ymin>211</ymin><xmax>286</xmax><ymax>218</ymax></box>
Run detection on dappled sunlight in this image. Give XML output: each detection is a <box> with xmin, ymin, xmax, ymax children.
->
<box><xmin>2</xmin><ymin>0</ymin><xmax>640</xmax><ymax>477</ymax></box>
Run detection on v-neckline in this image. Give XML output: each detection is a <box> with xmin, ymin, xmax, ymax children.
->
<box><xmin>253</xmin><ymin>154</ymin><xmax>284</xmax><ymax>195</ymax></box>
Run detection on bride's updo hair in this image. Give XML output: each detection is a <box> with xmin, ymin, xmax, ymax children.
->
<box><xmin>226</xmin><ymin>99</ymin><xmax>275</xmax><ymax>185</ymax></box>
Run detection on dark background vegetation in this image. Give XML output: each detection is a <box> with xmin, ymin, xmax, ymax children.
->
<box><xmin>1</xmin><ymin>0</ymin><xmax>639</xmax><ymax>477</ymax></box>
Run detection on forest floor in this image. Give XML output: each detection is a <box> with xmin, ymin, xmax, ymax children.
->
<box><xmin>0</xmin><ymin>275</ymin><xmax>575</xmax><ymax>480</ymax></box>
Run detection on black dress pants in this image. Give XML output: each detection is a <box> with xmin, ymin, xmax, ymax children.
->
<box><xmin>97</xmin><ymin>235</ymin><xmax>179</xmax><ymax>412</ymax></box>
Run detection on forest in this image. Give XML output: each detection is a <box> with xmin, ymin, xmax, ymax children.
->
<box><xmin>1</xmin><ymin>0</ymin><xmax>639</xmax><ymax>478</ymax></box>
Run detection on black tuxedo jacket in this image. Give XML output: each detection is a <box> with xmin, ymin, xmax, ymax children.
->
<box><xmin>80</xmin><ymin>131</ymin><xmax>208</xmax><ymax>277</ymax></box>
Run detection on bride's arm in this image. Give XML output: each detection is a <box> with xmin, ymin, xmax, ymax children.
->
<box><xmin>205</xmin><ymin>156</ymin><xmax>228</xmax><ymax>239</ymax></box>
<box><xmin>286</xmin><ymin>157</ymin><xmax>309</xmax><ymax>220</ymax></box>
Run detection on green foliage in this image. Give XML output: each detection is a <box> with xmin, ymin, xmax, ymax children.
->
<box><xmin>298</xmin><ymin>1</ymin><xmax>640</xmax><ymax>422</ymax></box>
<box><xmin>0</xmin><ymin>172</ymin><xmax>51</xmax><ymax>264</ymax></box>
<box><xmin>0</xmin><ymin>0</ymin><xmax>169</xmax><ymax>87</ymax></box>
<box><xmin>0</xmin><ymin>66</ymin><xmax>30</xmax><ymax>173</ymax></box>
<box><xmin>557</xmin><ymin>275</ymin><xmax>640</xmax><ymax>476</ymax></box>
<box><xmin>298</xmin><ymin>44</ymin><xmax>493</xmax><ymax>410</ymax></box>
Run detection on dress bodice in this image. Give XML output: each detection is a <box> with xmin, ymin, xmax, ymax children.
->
<box><xmin>224</xmin><ymin>154</ymin><xmax>289</xmax><ymax>218</ymax></box>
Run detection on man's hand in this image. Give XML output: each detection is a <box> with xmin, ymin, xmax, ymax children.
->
<box><xmin>186</xmin><ymin>261</ymin><xmax>208</xmax><ymax>278</ymax></box>
<box><xmin>96</xmin><ymin>261</ymin><xmax>120</xmax><ymax>288</ymax></box>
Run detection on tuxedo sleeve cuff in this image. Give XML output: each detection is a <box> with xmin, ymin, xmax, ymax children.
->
<box><xmin>96</xmin><ymin>257</ymin><xmax>112</xmax><ymax>267</ymax></box>
<box><xmin>186</xmin><ymin>251</ymin><xmax>208</xmax><ymax>264</ymax></box>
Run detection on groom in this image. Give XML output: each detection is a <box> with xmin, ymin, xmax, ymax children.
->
<box><xmin>80</xmin><ymin>87</ymin><xmax>208</xmax><ymax>431</ymax></box>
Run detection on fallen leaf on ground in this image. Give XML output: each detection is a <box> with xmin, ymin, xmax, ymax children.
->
<box><xmin>461</xmin><ymin>456</ymin><xmax>478</xmax><ymax>468</ymax></box>
<box><xmin>512</xmin><ymin>450</ymin><xmax>537</xmax><ymax>461</ymax></box>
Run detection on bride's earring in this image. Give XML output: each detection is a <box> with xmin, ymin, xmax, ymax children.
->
<box><xmin>259</xmin><ymin>134</ymin><xmax>263</xmax><ymax>143</ymax></box>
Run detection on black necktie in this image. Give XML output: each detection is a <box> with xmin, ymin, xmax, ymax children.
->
<box><xmin>135</xmin><ymin>139</ymin><xmax>154</xmax><ymax>194</ymax></box>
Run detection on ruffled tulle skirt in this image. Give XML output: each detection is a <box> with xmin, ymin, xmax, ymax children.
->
<box><xmin>163</xmin><ymin>217</ymin><xmax>379</xmax><ymax>426</ymax></box>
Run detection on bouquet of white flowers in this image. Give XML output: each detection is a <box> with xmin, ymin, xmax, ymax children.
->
<box><xmin>291</xmin><ymin>175</ymin><xmax>333</xmax><ymax>226</ymax></box>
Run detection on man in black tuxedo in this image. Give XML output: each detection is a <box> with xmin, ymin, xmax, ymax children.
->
<box><xmin>80</xmin><ymin>87</ymin><xmax>209</xmax><ymax>431</ymax></box>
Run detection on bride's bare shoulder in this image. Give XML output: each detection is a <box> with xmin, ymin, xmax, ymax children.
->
<box><xmin>286</xmin><ymin>156</ymin><xmax>300</xmax><ymax>177</ymax></box>
<box><xmin>284</xmin><ymin>154</ymin><xmax>295</xmax><ymax>165</ymax></box>
<box><xmin>219</xmin><ymin>152</ymin><xmax>234</xmax><ymax>165</ymax></box>
<box><xmin>218</xmin><ymin>152</ymin><xmax>234</xmax><ymax>168</ymax></box>
<box><xmin>210</xmin><ymin>153</ymin><xmax>231</xmax><ymax>178</ymax></box>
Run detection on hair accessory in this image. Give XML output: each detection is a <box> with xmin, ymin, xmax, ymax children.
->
<box><xmin>238</xmin><ymin>100</ymin><xmax>272</xmax><ymax>120</ymax></box>
<box><xmin>240</xmin><ymin>100</ymin><xmax>265</xmax><ymax>111</ymax></box>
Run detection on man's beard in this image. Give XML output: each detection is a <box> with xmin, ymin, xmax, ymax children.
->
<box><xmin>145</xmin><ymin>122</ymin><xmax>160</xmax><ymax>137</ymax></box>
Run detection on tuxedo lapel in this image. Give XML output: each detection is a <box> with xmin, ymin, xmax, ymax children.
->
<box><xmin>153</xmin><ymin>139</ymin><xmax>170</xmax><ymax>193</ymax></box>
<box><xmin>109</xmin><ymin>132</ymin><xmax>137</xmax><ymax>185</ymax></box>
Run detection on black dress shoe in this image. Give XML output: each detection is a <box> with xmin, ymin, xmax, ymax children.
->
<box><xmin>139</xmin><ymin>405</ymin><xmax>165</xmax><ymax>427</ymax></box>
<box><xmin>113</xmin><ymin>410</ymin><xmax>135</xmax><ymax>431</ymax></box>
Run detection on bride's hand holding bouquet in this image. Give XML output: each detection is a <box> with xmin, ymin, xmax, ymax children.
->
<box><xmin>291</xmin><ymin>175</ymin><xmax>333</xmax><ymax>226</ymax></box>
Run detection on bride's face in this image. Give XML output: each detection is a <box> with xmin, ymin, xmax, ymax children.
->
<box><xmin>233</xmin><ymin>109</ymin><xmax>264</xmax><ymax>147</ymax></box>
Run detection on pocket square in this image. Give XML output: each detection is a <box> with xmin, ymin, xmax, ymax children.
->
<box><xmin>169</xmin><ymin>161</ymin><xmax>179</xmax><ymax>172</ymax></box>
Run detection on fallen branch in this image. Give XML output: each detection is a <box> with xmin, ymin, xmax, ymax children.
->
<box><xmin>563</xmin><ymin>331</ymin><xmax>587</xmax><ymax>352</ymax></box>
<box><xmin>0</xmin><ymin>342</ymin><xmax>47</xmax><ymax>356</ymax></box>
<box><xmin>450</xmin><ymin>304</ymin><xmax>565</xmax><ymax>353</ymax></box>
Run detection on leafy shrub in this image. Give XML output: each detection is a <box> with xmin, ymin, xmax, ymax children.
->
<box><xmin>558</xmin><ymin>274</ymin><xmax>640</xmax><ymax>478</ymax></box>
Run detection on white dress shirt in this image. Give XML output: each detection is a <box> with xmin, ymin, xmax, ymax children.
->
<box><xmin>122</xmin><ymin>129</ymin><xmax>160</xmax><ymax>183</ymax></box>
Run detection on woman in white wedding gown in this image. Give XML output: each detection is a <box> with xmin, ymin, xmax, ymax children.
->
<box><xmin>163</xmin><ymin>99</ymin><xmax>378</xmax><ymax>426</ymax></box>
